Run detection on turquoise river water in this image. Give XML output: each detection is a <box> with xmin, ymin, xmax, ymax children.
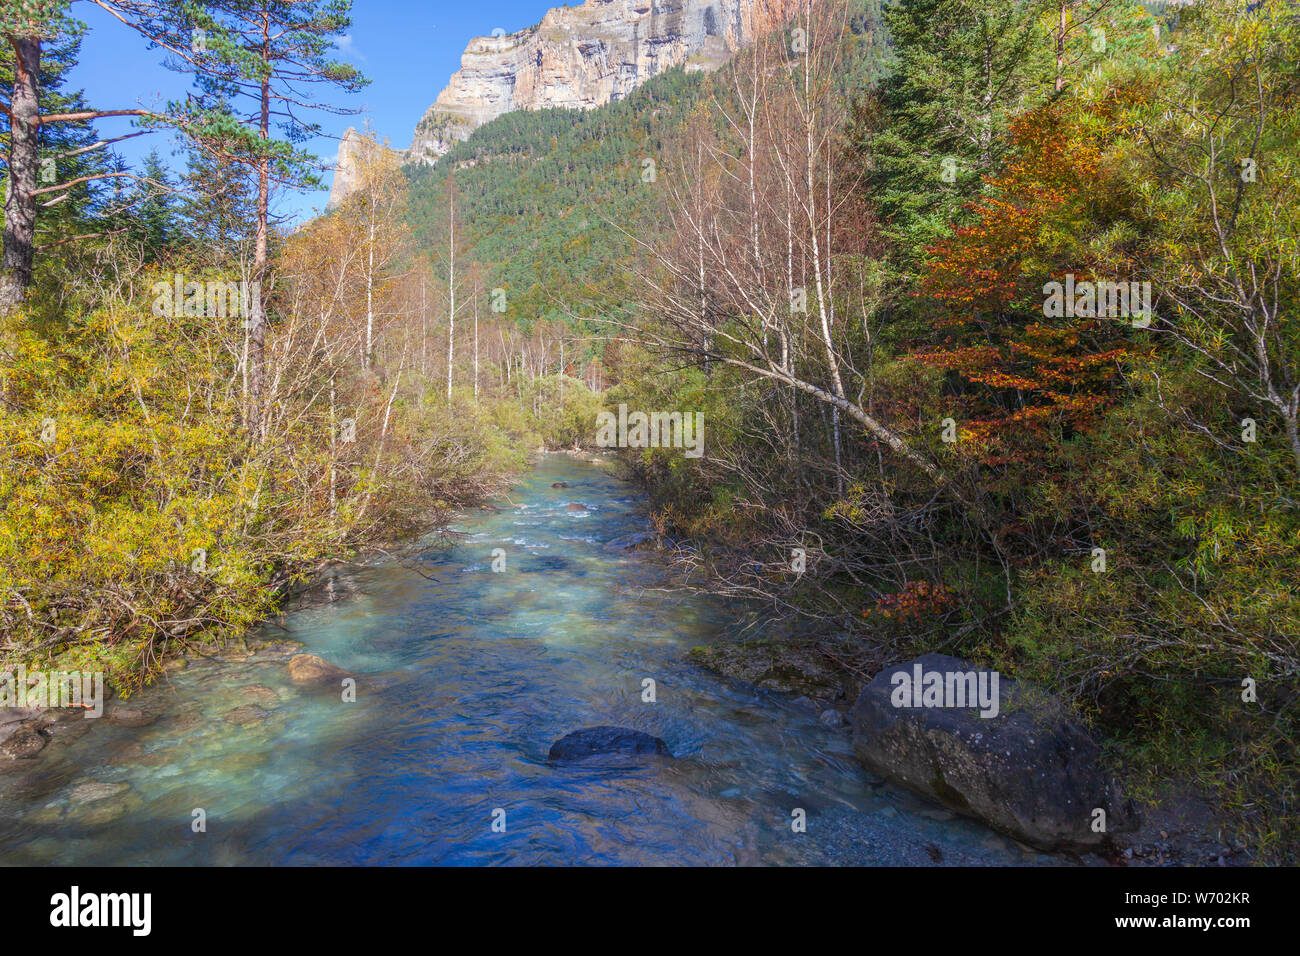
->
<box><xmin>0</xmin><ymin>456</ymin><xmax>1061</xmax><ymax>865</ymax></box>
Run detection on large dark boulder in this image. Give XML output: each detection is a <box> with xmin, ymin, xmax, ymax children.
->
<box><xmin>849</xmin><ymin>653</ymin><xmax>1137</xmax><ymax>851</ymax></box>
<box><xmin>548</xmin><ymin>726</ymin><xmax>671</xmax><ymax>761</ymax></box>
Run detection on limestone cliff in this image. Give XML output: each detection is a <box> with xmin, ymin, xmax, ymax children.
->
<box><xmin>330</xmin><ymin>1</ymin><xmax>802</xmax><ymax>204</ymax></box>
<box><xmin>328</xmin><ymin>128</ymin><xmax>401</xmax><ymax>208</ymax></box>
<box><xmin>407</xmin><ymin>0</ymin><xmax>804</xmax><ymax>162</ymax></box>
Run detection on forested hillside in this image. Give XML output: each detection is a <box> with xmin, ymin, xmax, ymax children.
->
<box><xmin>400</xmin><ymin>1</ymin><xmax>891</xmax><ymax>361</ymax></box>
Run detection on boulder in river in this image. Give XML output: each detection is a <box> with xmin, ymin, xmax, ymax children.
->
<box><xmin>548</xmin><ymin>726</ymin><xmax>671</xmax><ymax>761</ymax></box>
<box><xmin>565</xmin><ymin>502</ymin><xmax>588</xmax><ymax>512</ymax></box>
<box><xmin>551</xmin><ymin>481</ymin><xmax>569</xmax><ymax>489</ymax></box>
<box><xmin>849</xmin><ymin>653</ymin><xmax>1138</xmax><ymax>851</ymax></box>
<box><xmin>287</xmin><ymin>653</ymin><xmax>352</xmax><ymax>687</ymax></box>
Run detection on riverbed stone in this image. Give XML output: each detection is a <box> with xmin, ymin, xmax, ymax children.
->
<box><xmin>79</xmin><ymin>802</ymin><xmax>128</xmax><ymax>825</ymax></box>
<box><xmin>687</xmin><ymin>639</ymin><xmax>852</xmax><ymax>699</ymax></box>
<box><xmin>1</xmin><ymin>705</ymin><xmax>47</xmax><ymax>730</ymax></box>
<box><xmin>236</xmin><ymin>684</ymin><xmax>280</xmax><ymax>708</ymax></box>
<box><xmin>548</xmin><ymin>726</ymin><xmax>671</xmax><ymax>761</ymax></box>
<box><xmin>819</xmin><ymin>709</ymin><xmax>847</xmax><ymax>729</ymax></box>
<box><xmin>105</xmin><ymin>705</ymin><xmax>157</xmax><ymax>728</ymax></box>
<box><xmin>287</xmin><ymin>653</ymin><xmax>352</xmax><ymax>687</ymax></box>
<box><xmin>224</xmin><ymin>704</ymin><xmax>268</xmax><ymax>726</ymax></box>
<box><xmin>0</xmin><ymin>726</ymin><xmax>47</xmax><ymax>759</ymax></box>
<box><xmin>249</xmin><ymin>641</ymin><xmax>304</xmax><ymax>662</ymax></box>
<box><xmin>849</xmin><ymin>653</ymin><xmax>1138</xmax><ymax>851</ymax></box>
<box><xmin>68</xmin><ymin>781</ymin><xmax>130</xmax><ymax>805</ymax></box>
<box><xmin>27</xmin><ymin>803</ymin><xmax>65</xmax><ymax>824</ymax></box>
<box><xmin>41</xmin><ymin>716</ymin><xmax>93</xmax><ymax>741</ymax></box>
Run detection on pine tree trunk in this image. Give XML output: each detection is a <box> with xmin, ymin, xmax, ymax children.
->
<box><xmin>1</xmin><ymin>35</ymin><xmax>41</xmax><ymax>309</ymax></box>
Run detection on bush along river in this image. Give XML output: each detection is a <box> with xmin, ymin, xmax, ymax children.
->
<box><xmin>0</xmin><ymin>456</ymin><xmax>1071</xmax><ymax>866</ymax></box>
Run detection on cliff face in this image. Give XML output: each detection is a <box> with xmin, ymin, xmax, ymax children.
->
<box><xmin>330</xmin><ymin>0</ymin><xmax>801</xmax><ymax>204</ymax></box>
<box><xmin>328</xmin><ymin>128</ymin><xmax>402</xmax><ymax>207</ymax></box>
<box><xmin>407</xmin><ymin>0</ymin><xmax>803</xmax><ymax>163</ymax></box>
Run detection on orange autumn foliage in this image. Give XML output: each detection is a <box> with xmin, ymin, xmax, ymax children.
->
<box><xmin>913</xmin><ymin>106</ymin><xmax>1132</xmax><ymax>464</ymax></box>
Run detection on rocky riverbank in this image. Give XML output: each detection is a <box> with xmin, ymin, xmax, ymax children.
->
<box><xmin>686</xmin><ymin>634</ymin><xmax>1252</xmax><ymax>866</ymax></box>
<box><xmin>0</xmin><ymin>639</ymin><xmax>343</xmax><ymax>775</ymax></box>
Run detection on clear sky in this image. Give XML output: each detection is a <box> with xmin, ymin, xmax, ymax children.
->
<box><xmin>68</xmin><ymin>0</ymin><xmax>555</xmax><ymax>223</ymax></box>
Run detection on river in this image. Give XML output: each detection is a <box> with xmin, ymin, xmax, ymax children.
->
<box><xmin>0</xmin><ymin>456</ymin><xmax>1057</xmax><ymax>865</ymax></box>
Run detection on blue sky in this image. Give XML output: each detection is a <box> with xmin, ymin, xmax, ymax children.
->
<box><xmin>69</xmin><ymin>0</ymin><xmax>553</xmax><ymax>222</ymax></box>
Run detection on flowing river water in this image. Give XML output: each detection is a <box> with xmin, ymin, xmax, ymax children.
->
<box><xmin>0</xmin><ymin>456</ymin><xmax>1061</xmax><ymax>865</ymax></box>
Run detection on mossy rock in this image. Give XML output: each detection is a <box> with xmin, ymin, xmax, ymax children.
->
<box><xmin>687</xmin><ymin>640</ymin><xmax>852</xmax><ymax>699</ymax></box>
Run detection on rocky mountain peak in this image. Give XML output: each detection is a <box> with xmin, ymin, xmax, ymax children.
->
<box><xmin>331</xmin><ymin>1</ymin><xmax>804</xmax><ymax>203</ymax></box>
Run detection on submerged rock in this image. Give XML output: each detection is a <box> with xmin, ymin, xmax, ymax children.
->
<box><xmin>67</xmin><ymin>781</ymin><xmax>130</xmax><ymax>805</ymax></box>
<box><xmin>819</xmin><ymin>709</ymin><xmax>847</xmax><ymax>729</ymax></box>
<box><xmin>223</xmin><ymin>704</ymin><xmax>268</xmax><ymax>726</ymax></box>
<box><xmin>548</xmin><ymin>726</ymin><xmax>671</xmax><ymax>761</ymax></box>
<box><xmin>565</xmin><ymin>502</ymin><xmax>588</xmax><ymax>512</ymax></box>
<box><xmin>287</xmin><ymin>653</ymin><xmax>352</xmax><ymax>687</ymax></box>
<box><xmin>104</xmin><ymin>706</ymin><xmax>157</xmax><ymax>728</ymax></box>
<box><xmin>604</xmin><ymin>531</ymin><xmax>656</xmax><ymax>552</ymax></box>
<box><xmin>236</xmin><ymin>684</ymin><xmax>281</xmax><ymax>708</ymax></box>
<box><xmin>551</xmin><ymin>481</ymin><xmax>569</xmax><ymax>488</ymax></box>
<box><xmin>849</xmin><ymin>653</ymin><xmax>1138</xmax><ymax>851</ymax></box>
<box><xmin>687</xmin><ymin>639</ymin><xmax>853</xmax><ymax>699</ymax></box>
<box><xmin>0</xmin><ymin>726</ymin><xmax>47</xmax><ymax>760</ymax></box>
<box><xmin>249</xmin><ymin>641</ymin><xmax>305</xmax><ymax>662</ymax></box>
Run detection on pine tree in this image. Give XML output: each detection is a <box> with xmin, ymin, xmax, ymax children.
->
<box><xmin>125</xmin><ymin>149</ymin><xmax>179</xmax><ymax>258</ymax></box>
<box><xmin>163</xmin><ymin>0</ymin><xmax>368</xmax><ymax>437</ymax></box>
<box><xmin>180</xmin><ymin>141</ymin><xmax>255</xmax><ymax>265</ymax></box>
<box><xmin>859</xmin><ymin>0</ymin><xmax>1053</xmax><ymax>262</ymax></box>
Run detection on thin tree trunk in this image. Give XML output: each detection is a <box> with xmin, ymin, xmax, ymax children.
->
<box><xmin>364</xmin><ymin>220</ymin><xmax>375</xmax><ymax>369</ymax></box>
<box><xmin>328</xmin><ymin>367</ymin><xmax>337</xmax><ymax>523</ymax></box>
<box><xmin>1055</xmin><ymin>2</ymin><xmax>1067</xmax><ymax>93</ymax></box>
<box><xmin>446</xmin><ymin>183</ymin><xmax>455</xmax><ymax>402</ymax></box>
<box><xmin>249</xmin><ymin>14</ymin><xmax>272</xmax><ymax>439</ymax></box>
